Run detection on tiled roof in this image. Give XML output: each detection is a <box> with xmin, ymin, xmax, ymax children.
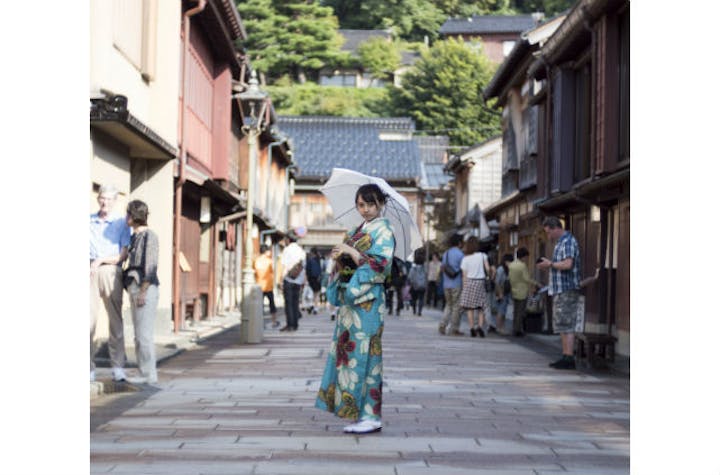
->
<box><xmin>439</xmin><ymin>14</ymin><xmax>538</xmax><ymax>35</ymax></box>
<box><xmin>338</xmin><ymin>29</ymin><xmax>391</xmax><ymax>52</ymax></box>
<box><xmin>277</xmin><ymin>116</ymin><xmax>421</xmax><ymax>183</ymax></box>
<box><xmin>415</xmin><ymin>135</ymin><xmax>449</xmax><ymax>164</ymax></box>
<box><xmin>421</xmin><ymin>162</ymin><xmax>451</xmax><ymax>190</ymax></box>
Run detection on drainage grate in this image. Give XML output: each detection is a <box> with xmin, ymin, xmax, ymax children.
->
<box><xmin>97</xmin><ymin>379</ymin><xmax>142</xmax><ymax>394</ymax></box>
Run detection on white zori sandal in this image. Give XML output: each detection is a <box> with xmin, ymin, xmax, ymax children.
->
<box><xmin>343</xmin><ymin>418</ymin><xmax>382</xmax><ymax>434</ymax></box>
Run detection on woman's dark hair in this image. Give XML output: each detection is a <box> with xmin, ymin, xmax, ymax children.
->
<box><xmin>355</xmin><ymin>184</ymin><xmax>388</xmax><ymax>207</ymax></box>
<box><xmin>413</xmin><ymin>248</ymin><xmax>426</xmax><ymax>265</ymax></box>
<box><xmin>463</xmin><ymin>236</ymin><xmax>479</xmax><ymax>255</ymax></box>
<box><xmin>516</xmin><ymin>247</ymin><xmax>529</xmax><ymax>259</ymax></box>
<box><xmin>501</xmin><ymin>253</ymin><xmax>514</xmax><ymax>272</ymax></box>
<box><xmin>126</xmin><ymin>200</ymin><xmax>149</xmax><ymax>226</ymax></box>
<box><xmin>448</xmin><ymin>233</ymin><xmax>463</xmax><ymax>247</ymax></box>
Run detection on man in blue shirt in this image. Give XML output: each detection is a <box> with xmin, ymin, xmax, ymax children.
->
<box><xmin>438</xmin><ymin>234</ymin><xmax>465</xmax><ymax>336</ymax></box>
<box><xmin>537</xmin><ymin>216</ymin><xmax>582</xmax><ymax>370</ymax></box>
<box><xmin>90</xmin><ymin>184</ymin><xmax>131</xmax><ymax>382</ymax></box>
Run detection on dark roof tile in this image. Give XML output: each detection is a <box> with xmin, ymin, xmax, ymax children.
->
<box><xmin>439</xmin><ymin>14</ymin><xmax>538</xmax><ymax>35</ymax></box>
<box><xmin>277</xmin><ymin>116</ymin><xmax>421</xmax><ymax>183</ymax></box>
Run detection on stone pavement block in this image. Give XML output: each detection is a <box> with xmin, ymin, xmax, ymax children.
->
<box><xmin>234</xmin><ymin>436</ymin><xmax>306</xmax><ymax>450</ymax></box>
<box><xmin>92</xmin><ymin>461</ymin><xmax>257</xmax><ymax>475</ymax></box>
<box><xmin>399</xmin><ymin>468</ymin><xmax>538</xmax><ymax>475</ymax></box>
<box><xmin>253</xmin><ymin>460</ymin><xmax>396</xmax><ymax>475</ymax></box>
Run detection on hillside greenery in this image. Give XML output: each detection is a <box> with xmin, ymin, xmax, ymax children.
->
<box><xmin>237</xmin><ymin>0</ymin><xmax>576</xmax><ymax>145</ymax></box>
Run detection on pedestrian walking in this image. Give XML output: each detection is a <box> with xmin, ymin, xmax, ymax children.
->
<box><xmin>254</xmin><ymin>244</ymin><xmax>279</xmax><ymax>328</ymax></box>
<box><xmin>507</xmin><ymin>247</ymin><xmax>540</xmax><ymax>337</ymax></box>
<box><xmin>494</xmin><ymin>253</ymin><xmax>514</xmax><ymax>334</ymax></box>
<box><xmin>537</xmin><ymin>216</ymin><xmax>583</xmax><ymax>370</ymax></box>
<box><xmin>306</xmin><ymin>247</ymin><xmax>323</xmax><ymax>314</ymax></box>
<box><xmin>89</xmin><ymin>184</ymin><xmax>131</xmax><ymax>383</ymax></box>
<box><xmin>280</xmin><ymin>231</ymin><xmax>306</xmax><ymax>332</ymax></box>
<box><xmin>385</xmin><ymin>257</ymin><xmax>407</xmax><ymax>316</ymax></box>
<box><xmin>458</xmin><ymin>236</ymin><xmax>491</xmax><ymax>337</ymax></box>
<box><xmin>407</xmin><ymin>249</ymin><xmax>427</xmax><ymax>316</ymax></box>
<box><xmin>425</xmin><ymin>252</ymin><xmax>441</xmax><ymax>308</ymax></box>
<box><xmin>438</xmin><ymin>234</ymin><xmax>464</xmax><ymax>336</ymax></box>
<box><xmin>316</xmin><ymin>183</ymin><xmax>395</xmax><ymax>434</ymax></box>
<box><xmin>123</xmin><ymin>199</ymin><xmax>160</xmax><ymax>384</ymax></box>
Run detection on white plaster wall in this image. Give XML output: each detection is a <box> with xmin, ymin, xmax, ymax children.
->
<box><xmin>89</xmin><ymin>1</ymin><xmax>180</xmax><ymax>146</ymax></box>
<box><xmin>466</xmin><ymin>137</ymin><xmax>502</xmax><ymax>210</ymax></box>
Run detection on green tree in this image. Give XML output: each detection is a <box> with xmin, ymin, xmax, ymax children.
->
<box><xmin>435</xmin><ymin>0</ymin><xmax>513</xmax><ymax>17</ymax></box>
<box><xmin>509</xmin><ymin>0</ymin><xmax>576</xmax><ymax>16</ymax></box>
<box><xmin>390</xmin><ymin>38</ymin><xmax>501</xmax><ymax>147</ymax></box>
<box><xmin>322</xmin><ymin>0</ymin><xmax>446</xmax><ymax>42</ymax></box>
<box><xmin>237</xmin><ymin>0</ymin><xmax>346</xmax><ymax>83</ymax></box>
<box><xmin>357</xmin><ymin>37</ymin><xmax>401</xmax><ymax>81</ymax></box>
<box><xmin>267</xmin><ymin>81</ymin><xmax>390</xmax><ymax>116</ymax></box>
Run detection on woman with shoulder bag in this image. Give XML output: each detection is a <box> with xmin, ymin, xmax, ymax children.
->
<box><xmin>459</xmin><ymin>236</ymin><xmax>491</xmax><ymax>338</ymax></box>
<box><xmin>123</xmin><ymin>200</ymin><xmax>160</xmax><ymax>385</ymax></box>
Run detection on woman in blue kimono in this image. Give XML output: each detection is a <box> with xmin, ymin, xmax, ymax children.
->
<box><xmin>315</xmin><ymin>184</ymin><xmax>395</xmax><ymax>434</ymax></box>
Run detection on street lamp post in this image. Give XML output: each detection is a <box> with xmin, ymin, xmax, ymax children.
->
<box><xmin>233</xmin><ymin>70</ymin><xmax>268</xmax><ymax>344</ymax></box>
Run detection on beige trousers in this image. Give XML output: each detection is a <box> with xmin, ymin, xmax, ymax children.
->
<box><xmin>90</xmin><ymin>265</ymin><xmax>126</xmax><ymax>371</ymax></box>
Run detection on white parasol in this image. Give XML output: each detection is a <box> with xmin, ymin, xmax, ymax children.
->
<box><xmin>319</xmin><ymin>168</ymin><xmax>423</xmax><ymax>261</ymax></box>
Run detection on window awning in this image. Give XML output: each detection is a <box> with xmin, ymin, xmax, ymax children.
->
<box><xmin>90</xmin><ymin>95</ymin><xmax>177</xmax><ymax>160</ymax></box>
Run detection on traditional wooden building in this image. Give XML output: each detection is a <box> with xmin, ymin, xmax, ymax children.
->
<box><xmin>175</xmin><ymin>0</ymin><xmax>294</xmax><ymax>328</ymax></box>
<box><xmin>483</xmin><ymin>0</ymin><xmax>630</xmax><ymax>356</ymax></box>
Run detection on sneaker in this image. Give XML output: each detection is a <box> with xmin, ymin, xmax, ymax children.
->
<box><xmin>438</xmin><ymin>324</ymin><xmax>446</xmax><ymax>335</ymax></box>
<box><xmin>549</xmin><ymin>356</ymin><xmax>571</xmax><ymax>368</ymax></box>
<box><xmin>272</xmin><ymin>321</ymin><xmax>280</xmax><ymax>328</ymax></box>
<box><xmin>280</xmin><ymin>326</ymin><xmax>291</xmax><ymax>332</ymax></box>
<box><xmin>449</xmin><ymin>330</ymin><xmax>465</xmax><ymax>336</ymax></box>
<box><xmin>552</xmin><ymin>359</ymin><xmax>576</xmax><ymax>370</ymax></box>
<box><xmin>127</xmin><ymin>374</ymin><xmax>158</xmax><ymax>384</ymax></box>
<box><xmin>343</xmin><ymin>419</ymin><xmax>382</xmax><ymax>434</ymax></box>
<box><xmin>90</xmin><ymin>370</ymin><xmax>96</xmax><ymax>382</ymax></box>
<box><xmin>112</xmin><ymin>367</ymin><xmax>127</xmax><ymax>382</ymax></box>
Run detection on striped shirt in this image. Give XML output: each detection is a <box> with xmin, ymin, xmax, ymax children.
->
<box><xmin>548</xmin><ymin>231</ymin><xmax>581</xmax><ymax>296</ymax></box>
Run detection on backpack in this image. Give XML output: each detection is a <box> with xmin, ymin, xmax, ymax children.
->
<box><xmin>306</xmin><ymin>255</ymin><xmax>322</xmax><ymax>279</ymax></box>
<box><xmin>390</xmin><ymin>257</ymin><xmax>407</xmax><ymax>288</ymax></box>
<box><xmin>408</xmin><ymin>265</ymin><xmax>427</xmax><ymax>290</ymax></box>
<box><xmin>503</xmin><ymin>276</ymin><xmax>512</xmax><ymax>295</ymax></box>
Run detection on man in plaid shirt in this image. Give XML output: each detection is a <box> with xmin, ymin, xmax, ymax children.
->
<box><xmin>537</xmin><ymin>216</ymin><xmax>582</xmax><ymax>370</ymax></box>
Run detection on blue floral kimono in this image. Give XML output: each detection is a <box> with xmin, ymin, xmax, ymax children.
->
<box><xmin>315</xmin><ymin>217</ymin><xmax>395</xmax><ymax>421</ymax></box>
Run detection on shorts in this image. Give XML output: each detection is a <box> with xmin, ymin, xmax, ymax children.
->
<box><xmin>552</xmin><ymin>290</ymin><xmax>584</xmax><ymax>334</ymax></box>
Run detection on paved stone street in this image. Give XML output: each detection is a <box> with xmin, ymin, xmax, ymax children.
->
<box><xmin>91</xmin><ymin>306</ymin><xmax>629</xmax><ymax>475</ymax></box>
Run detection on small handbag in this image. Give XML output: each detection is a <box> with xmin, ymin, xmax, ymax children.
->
<box><xmin>525</xmin><ymin>293</ymin><xmax>544</xmax><ymax>314</ymax></box>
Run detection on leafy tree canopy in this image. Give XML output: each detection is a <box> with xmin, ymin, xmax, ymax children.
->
<box><xmin>509</xmin><ymin>0</ymin><xmax>576</xmax><ymax>16</ymax></box>
<box><xmin>237</xmin><ymin>0</ymin><xmax>346</xmax><ymax>83</ymax></box>
<box><xmin>322</xmin><ymin>0</ymin><xmax>446</xmax><ymax>42</ymax></box>
<box><xmin>389</xmin><ymin>38</ymin><xmax>501</xmax><ymax>147</ymax></box>
<box><xmin>267</xmin><ymin>80</ymin><xmax>390</xmax><ymax>117</ymax></box>
<box><xmin>357</xmin><ymin>37</ymin><xmax>401</xmax><ymax>80</ymax></box>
